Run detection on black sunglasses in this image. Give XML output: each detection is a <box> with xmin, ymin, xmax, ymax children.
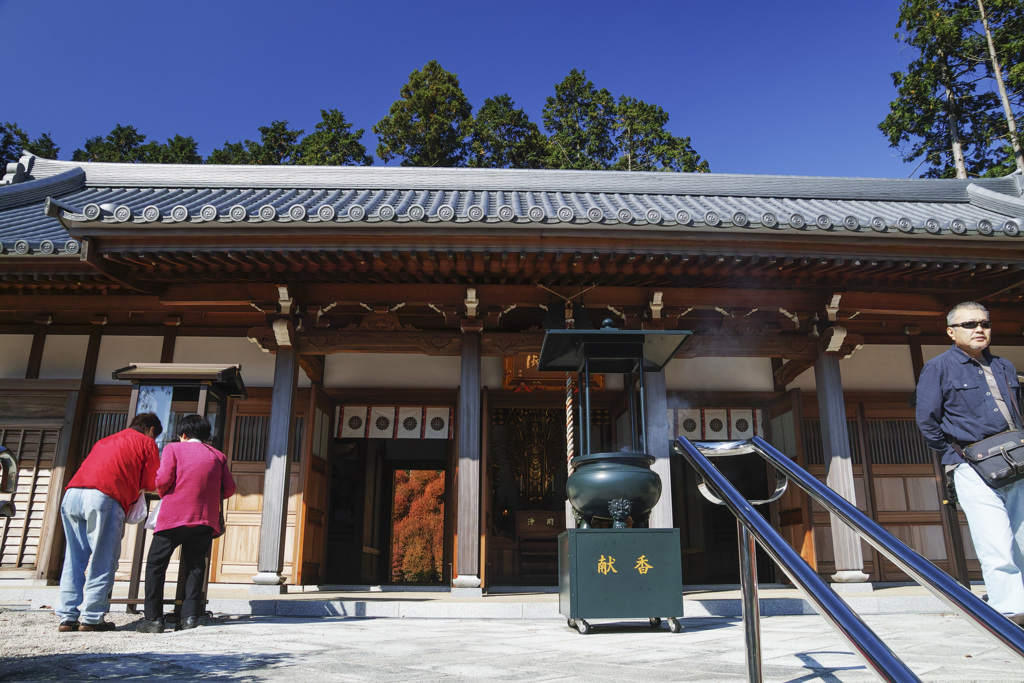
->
<box><xmin>949</xmin><ymin>320</ymin><xmax>991</xmax><ymax>330</ymax></box>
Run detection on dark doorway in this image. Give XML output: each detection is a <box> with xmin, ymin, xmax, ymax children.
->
<box><xmin>671</xmin><ymin>446</ymin><xmax>774</xmax><ymax>583</ymax></box>
<box><xmin>325</xmin><ymin>438</ymin><xmax>451</xmax><ymax>585</ymax></box>
<box><xmin>486</xmin><ymin>408</ymin><xmax>569</xmax><ymax>585</ymax></box>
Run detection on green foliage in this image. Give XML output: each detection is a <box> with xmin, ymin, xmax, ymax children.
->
<box><xmin>613</xmin><ymin>96</ymin><xmax>709</xmax><ymax>172</ymax></box>
<box><xmin>542</xmin><ymin>69</ymin><xmax>617</xmax><ymax>170</ymax></box>
<box><xmin>248</xmin><ymin>120</ymin><xmax>304</xmax><ymax>165</ymax></box>
<box><xmin>142</xmin><ymin>134</ymin><xmax>203</xmax><ymax>164</ymax></box>
<box><xmin>390</xmin><ymin>469</ymin><xmax>445</xmax><ymax>584</ymax></box>
<box><xmin>373</xmin><ymin>60</ymin><xmax>473</xmax><ymax>167</ymax></box>
<box><xmin>0</xmin><ymin>122</ymin><xmax>59</xmax><ymax>168</ymax></box>
<box><xmin>879</xmin><ymin>0</ymin><xmax>1022</xmax><ymax>177</ymax></box>
<box><xmin>24</xmin><ymin>132</ymin><xmax>60</xmax><ymax>161</ymax></box>
<box><xmin>295</xmin><ymin>109</ymin><xmax>372</xmax><ymax>166</ymax></box>
<box><xmin>71</xmin><ymin>125</ymin><xmax>201</xmax><ymax>164</ymax></box>
<box><xmin>468</xmin><ymin>95</ymin><xmax>548</xmax><ymax>169</ymax></box>
<box><xmin>207</xmin><ymin>120</ymin><xmax>304</xmax><ymax>165</ymax></box>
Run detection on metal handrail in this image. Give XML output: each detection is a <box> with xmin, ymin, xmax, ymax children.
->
<box><xmin>673</xmin><ymin>435</ymin><xmax>1024</xmax><ymax>683</ymax></box>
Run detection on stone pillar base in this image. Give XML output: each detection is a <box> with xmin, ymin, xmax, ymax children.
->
<box><xmin>251</xmin><ymin>571</ymin><xmax>287</xmax><ymax>593</ymax></box>
<box><xmin>831</xmin><ymin>570</ymin><xmax>870</xmax><ymax>583</ymax></box>
<box><xmin>451</xmin><ymin>574</ymin><xmax>482</xmax><ymax>597</ymax></box>
<box><xmin>452</xmin><ymin>574</ymin><xmax>481</xmax><ymax>589</ymax></box>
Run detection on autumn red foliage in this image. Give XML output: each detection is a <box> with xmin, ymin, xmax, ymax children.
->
<box><xmin>390</xmin><ymin>469</ymin><xmax>445</xmax><ymax>583</ymax></box>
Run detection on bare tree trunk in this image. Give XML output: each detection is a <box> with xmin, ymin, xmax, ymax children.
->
<box><xmin>940</xmin><ymin>51</ymin><xmax>968</xmax><ymax>178</ymax></box>
<box><xmin>977</xmin><ymin>0</ymin><xmax>1024</xmax><ymax>174</ymax></box>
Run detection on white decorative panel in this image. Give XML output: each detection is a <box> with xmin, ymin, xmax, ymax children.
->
<box><xmin>731</xmin><ymin>408</ymin><xmax>755</xmax><ymax>439</ymax></box>
<box><xmin>340</xmin><ymin>406</ymin><xmax>368</xmax><ymax>438</ymax></box>
<box><xmin>676</xmin><ymin>408</ymin><xmax>702</xmax><ymax>440</ymax></box>
<box><xmin>39</xmin><ymin>335</ymin><xmax>88</xmax><ymax>379</ymax></box>
<box><xmin>424</xmin><ymin>407</ymin><xmax>452</xmax><ymax>439</ymax></box>
<box><xmin>703</xmin><ymin>409</ymin><xmax>729</xmax><ymax>440</ymax></box>
<box><xmin>339</xmin><ymin>405</ymin><xmax>451</xmax><ymax>439</ymax></box>
<box><xmin>671</xmin><ymin>407</ymin><xmax>764</xmax><ymax>441</ymax></box>
<box><xmin>368</xmin><ymin>406</ymin><xmax>396</xmax><ymax>438</ymax></box>
<box><xmin>396</xmin><ymin>407</ymin><xmax>423</xmax><ymax>439</ymax></box>
<box><xmin>0</xmin><ymin>335</ymin><xmax>33</xmax><ymax>379</ymax></box>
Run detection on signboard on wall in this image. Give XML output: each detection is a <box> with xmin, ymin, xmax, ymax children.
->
<box><xmin>503</xmin><ymin>355</ymin><xmax>604</xmax><ymax>392</ymax></box>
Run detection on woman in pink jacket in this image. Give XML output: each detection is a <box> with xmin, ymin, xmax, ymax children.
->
<box><xmin>139</xmin><ymin>414</ymin><xmax>236</xmax><ymax>633</ymax></box>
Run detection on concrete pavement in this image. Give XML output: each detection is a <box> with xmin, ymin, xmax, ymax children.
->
<box><xmin>2</xmin><ymin>608</ymin><xmax>1023</xmax><ymax>682</ymax></box>
<box><xmin>2</xmin><ymin>581</ymin><xmax>1024</xmax><ymax>681</ymax></box>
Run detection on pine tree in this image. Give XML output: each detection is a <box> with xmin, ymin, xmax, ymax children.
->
<box><xmin>468</xmin><ymin>95</ymin><xmax>548</xmax><ymax>169</ymax></box>
<box><xmin>880</xmin><ymin>0</ymin><xmax>1003</xmax><ymax>178</ymax></box>
<box><xmin>542</xmin><ymin>69</ymin><xmax>617</xmax><ymax>170</ymax></box>
<box><xmin>374</xmin><ymin>60</ymin><xmax>473</xmax><ymax>167</ymax></box>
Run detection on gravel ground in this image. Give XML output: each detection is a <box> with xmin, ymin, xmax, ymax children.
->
<box><xmin>0</xmin><ymin>608</ymin><xmax>236</xmax><ymax>658</ymax></box>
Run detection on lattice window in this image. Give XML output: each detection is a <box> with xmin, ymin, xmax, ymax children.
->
<box><xmin>865</xmin><ymin>419</ymin><xmax>933</xmax><ymax>465</ymax></box>
<box><xmin>231</xmin><ymin>415</ymin><xmax>304</xmax><ymax>462</ymax></box>
<box><xmin>803</xmin><ymin>418</ymin><xmax>933</xmax><ymax>466</ymax></box>
<box><xmin>80</xmin><ymin>412</ymin><xmax>127</xmax><ymax>459</ymax></box>
<box><xmin>0</xmin><ymin>427</ymin><xmax>60</xmax><ymax>569</ymax></box>
<box><xmin>802</xmin><ymin>419</ymin><xmax>862</xmax><ymax>466</ymax></box>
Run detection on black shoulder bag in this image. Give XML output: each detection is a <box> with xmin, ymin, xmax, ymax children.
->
<box><xmin>954</xmin><ymin>374</ymin><xmax>1024</xmax><ymax>489</ymax></box>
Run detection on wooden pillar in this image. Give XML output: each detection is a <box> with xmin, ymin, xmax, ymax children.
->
<box><xmin>252</xmin><ymin>346</ymin><xmax>298</xmax><ymax>591</ymax></box>
<box><xmin>814</xmin><ymin>348</ymin><xmax>868</xmax><ymax>582</ymax></box>
<box><xmin>644</xmin><ymin>368</ymin><xmax>674</xmax><ymax>528</ymax></box>
<box><xmin>37</xmin><ymin>327</ymin><xmax>103</xmax><ymax>582</ymax></box>
<box><xmin>453</xmin><ymin>325</ymin><xmax>482</xmax><ymax>595</ymax></box>
<box><xmin>909</xmin><ymin>333</ymin><xmax>970</xmax><ymax>586</ymax></box>
<box><xmin>25</xmin><ymin>325</ymin><xmax>46</xmax><ymax>379</ymax></box>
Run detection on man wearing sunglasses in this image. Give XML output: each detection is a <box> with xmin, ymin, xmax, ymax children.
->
<box><xmin>916</xmin><ymin>301</ymin><xmax>1024</xmax><ymax>627</ymax></box>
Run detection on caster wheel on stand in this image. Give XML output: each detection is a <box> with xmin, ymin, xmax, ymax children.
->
<box><xmin>576</xmin><ymin>619</ymin><xmax>591</xmax><ymax>635</ymax></box>
<box><xmin>649</xmin><ymin>617</ymin><xmax>662</xmax><ymax>628</ymax></box>
<box><xmin>668</xmin><ymin>617</ymin><xmax>682</xmax><ymax>633</ymax></box>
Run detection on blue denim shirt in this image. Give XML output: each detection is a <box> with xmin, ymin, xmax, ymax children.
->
<box><xmin>915</xmin><ymin>345</ymin><xmax>1021</xmax><ymax>465</ymax></box>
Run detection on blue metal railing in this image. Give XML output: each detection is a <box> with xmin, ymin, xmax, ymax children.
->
<box><xmin>674</xmin><ymin>435</ymin><xmax>1024</xmax><ymax>683</ymax></box>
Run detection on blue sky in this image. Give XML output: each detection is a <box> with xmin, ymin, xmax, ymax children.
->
<box><xmin>2</xmin><ymin>0</ymin><xmax>914</xmax><ymax>178</ymax></box>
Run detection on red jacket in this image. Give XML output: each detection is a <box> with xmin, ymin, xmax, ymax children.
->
<box><xmin>154</xmin><ymin>441</ymin><xmax>236</xmax><ymax>534</ymax></box>
<box><xmin>67</xmin><ymin>428</ymin><xmax>160</xmax><ymax>511</ymax></box>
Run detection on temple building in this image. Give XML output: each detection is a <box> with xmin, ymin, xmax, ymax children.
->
<box><xmin>2</xmin><ymin>153</ymin><xmax>1024</xmax><ymax>593</ymax></box>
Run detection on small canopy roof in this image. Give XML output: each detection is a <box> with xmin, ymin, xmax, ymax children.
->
<box><xmin>538</xmin><ymin>328</ymin><xmax>693</xmax><ymax>373</ymax></box>
<box><xmin>112</xmin><ymin>363</ymin><xmax>247</xmax><ymax>398</ymax></box>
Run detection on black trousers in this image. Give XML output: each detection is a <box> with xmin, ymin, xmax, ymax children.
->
<box><xmin>144</xmin><ymin>525</ymin><xmax>213</xmax><ymax>621</ymax></box>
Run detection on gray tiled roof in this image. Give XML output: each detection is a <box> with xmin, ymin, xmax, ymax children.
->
<box><xmin>2</xmin><ymin>155</ymin><xmax>1024</xmax><ymax>256</ymax></box>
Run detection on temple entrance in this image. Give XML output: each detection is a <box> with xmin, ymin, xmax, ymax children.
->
<box><xmin>325</xmin><ymin>438</ymin><xmax>452</xmax><ymax>585</ymax></box>
<box><xmin>486</xmin><ymin>407</ymin><xmax>604</xmax><ymax>585</ymax></box>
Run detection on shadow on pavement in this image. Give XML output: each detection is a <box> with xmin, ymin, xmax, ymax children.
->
<box><xmin>1</xmin><ymin>651</ymin><xmax>294</xmax><ymax>682</ymax></box>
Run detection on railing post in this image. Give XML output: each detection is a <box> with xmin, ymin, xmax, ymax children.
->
<box><xmin>738</xmin><ymin>521</ymin><xmax>762</xmax><ymax>683</ymax></box>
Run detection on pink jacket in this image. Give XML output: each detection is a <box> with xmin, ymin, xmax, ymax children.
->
<box><xmin>155</xmin><ymin>441</ymin><xmax>236</xmax><ymax>534</ymax></box>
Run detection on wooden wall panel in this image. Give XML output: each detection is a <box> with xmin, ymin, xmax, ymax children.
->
<box><xmin>0</xmin><ymin>427</ymin><xmax>60</xmax><ymax>571</ymax></box>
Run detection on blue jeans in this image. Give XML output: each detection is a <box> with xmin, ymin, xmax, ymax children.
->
<box><xmin>954</xmin><ymin>464</ymin><xmax>1024</xmax><ymax>614</ymax></box>
<box><xmin>56</xmin><ymin>488</ymin><xmax>126</xmax><ymax>624</ymax></box>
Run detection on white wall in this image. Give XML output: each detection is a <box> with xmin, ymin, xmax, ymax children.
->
<box><xmin>38</xmin><ymin>335</ymin><xmax>88</xmax><ymax>379</ymax></box>
<box><xmin>94</xmin><ymin>335</ymin><xmax>164</xmax><ymax>384</ymax></box>
<box><xmin>788</xmin><ymin>344</ymin><xmax>916</xmax><ymax>392</ymax></box>
<box><xmin>172</xmin><ymin>336</ymin><xmax>297</xmax><ymax>387</ymax></box>
<box><xmin>325</xmin><ymin>353</ymin><xmax>469</xmax><ymax>389</ymax></box>
<box><xmin>0</xmin><ymin>334</ymin><xmax>33</xmax><ymax>379</ymax></box>
<box><xmin>665</xmin><ymin>356</ymin><xmax>775</xmax><ymax>392</ymax></box>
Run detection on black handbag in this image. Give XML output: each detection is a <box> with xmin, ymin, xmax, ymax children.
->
<box><xmin>958</xmin><ymin>430</ymin><xmax>1024</xmax><ymax>488</ymax></box>
<box><xmin>956</xmin><ymin>374</ymin><xmax>1024</xmax><ymax>489</ymax></box>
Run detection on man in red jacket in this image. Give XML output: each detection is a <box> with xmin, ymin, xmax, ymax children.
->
<box><xmin>55</xmin><ymin>412</ymin><xmax>162</xmax><ymax>632</ymax></box>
